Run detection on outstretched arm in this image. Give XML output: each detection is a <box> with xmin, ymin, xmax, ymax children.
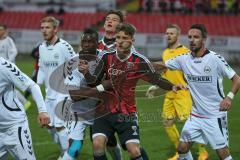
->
<box><xmin>28</xmin><ymin>84</ymin><xmax>50</xmax><ymax>127</ymax></box>
<box><xmin>220</xmin><ymin>74</ymin><xmax>240</xmax><ymax>111</ymax></box>
<box><xmin>69</xmin><ymin>79</ymin><xmax>113</xmax><ymax>101</ymax></box>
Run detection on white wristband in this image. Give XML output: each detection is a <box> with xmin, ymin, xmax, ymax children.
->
<box><xmin>96</xmin><ymin>84</ymin><xmax>105</xmax><ymax>92</ymax></box>
<box><xmin>227</xmin><ymin>91</ymin><xmax>234</xmax><ymax>100</ymax></box>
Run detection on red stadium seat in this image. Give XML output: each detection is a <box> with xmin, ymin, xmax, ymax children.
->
<box><xmin>0</xmin><ymin>11</ymin><xmax>239</xmax><ymax>36</ymax></box>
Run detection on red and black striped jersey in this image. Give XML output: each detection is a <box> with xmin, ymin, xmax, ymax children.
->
<box><xmin>95</xmin><ymin>50</ymin><xmax>157</xmax><ymax>114</ymax></box>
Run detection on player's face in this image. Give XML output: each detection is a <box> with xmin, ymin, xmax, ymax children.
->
<box><xmin>81</xmin><ymin>34</ymin><xmax>98</xmax><ymax>55</ymax></box>
<box><xmin>165</xmin><ymin>28</ymin><xmax>179</xmax><ymax>46</ymax></box>
<box><xmin>0</xmin><ymin>26</ymin><xmax>6</xmax><ymax>38</ymax></box>
<box><xmin>104</xmin><ymin>14</ymin><xmax>121</xmax><ymax>33</ymax></box>
<box><xmin>188</xmin><ymin>29</ymin><xmax>205</xmax><ymax>53</ymax></box>
<box><xmin>116</xmin><ymin>31</ymin><xmax>133</xmax><ymax>53</ymax></box>
<box><xmin>41</xmin><ymin>22</ymin><xmax>57</xmax><ymax>42</ymax></box>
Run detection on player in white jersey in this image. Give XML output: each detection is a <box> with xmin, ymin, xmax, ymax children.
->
<box><xmin>37</xmin><ymin>16</ymin><xmax>76</xmax><ymax>159</ymax></box>
<box><xmin>54</xmin><ymin>28</ymin><xmax>99</xmax><ymax>160</ymax></box>
<box><xmin>0</xmin><ymin>57</ymin><xmax>49</xmax><ymax>160</ymax></box>
<box><xmin>0</xmin><ymin>24</ymin><xmax>31</xmax><ymax>111</ymax></box>
<box><xmin>164</xmin><ymin>24</ymin><xmax>240</xmax><ymax>160</ymax></box>
<box><xmin>0</xmin><ymin>24</ymin><xmax>17</xmax><ymax>63</ymax></box>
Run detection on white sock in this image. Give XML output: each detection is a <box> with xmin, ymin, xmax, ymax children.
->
<box><xmin>179</xmin><ymin>151</ymin><xmax>193</xmax><ymax>160</ymax></box>
<box><xmin>62</xmin><ymin>151</ymin><xmax>75</xmax><ymax>160</ymax></box>
<box><xmin>106</xmin><ymin>143</ymin><xmax>122</xmax><ymax>160</ymax></box>
<box><xmin>224</xmin><ymin>155</ymin><xmax>233</xmax><ymax>160</ymax></box>
<box><xmin>56</xmin><ymin>128</ymin><xmax>69</xmax><ymax>152</ymax></box>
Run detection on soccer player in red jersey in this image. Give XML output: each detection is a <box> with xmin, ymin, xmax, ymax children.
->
<box><xmin>72</xmin><ymin>23</ymin><xmax>186</xmax><ymax>160</ymax></box>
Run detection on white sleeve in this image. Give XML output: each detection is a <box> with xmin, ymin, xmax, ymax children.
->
<box><xmin>216</xmin><ymin>55</ymin><xmax>236</xmax><ymax>79</ymax></box>
<box><xmin>2</xmin><ymin>59</ymin><xmax>34</xmax><ymax>91</ymax></box>
<box><xmin>28</xmin><ymin>84</ymin><xmax>47</xmax><ymax>113</ymax></box>
<box><xmin>62</xmin><ymin>42</ymin><xmax>76</xmax><ymax>61</ymax></box>
<box><xmin>165</xmin><ymin>56</ymin><xmax>182</xmax><ymax>70</ymax></box>
<box><xmin>37</xmin><ymin>50</ymin><xmax>45</xmax><ymax>85</ymax></box>
<box><xmin>37</xmin><ymin>67</ymin><xmax>45</xmax><ymax>85</ymax></box>
<box><xmin>7</xmin><ymin>37</ymin><xmax>18</xmax><ymax>62</ymax></box>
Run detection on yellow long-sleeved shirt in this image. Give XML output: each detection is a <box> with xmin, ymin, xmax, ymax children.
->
<box><xmin>162</xmin><ymin>45</ymin><xmax>191</xmax><ymax>99</ymax></box>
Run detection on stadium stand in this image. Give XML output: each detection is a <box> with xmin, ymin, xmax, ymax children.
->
<box><xmin>0</xmin><ymin>11</ymin><xmax>239</xmax><ymax>36</ymax></box>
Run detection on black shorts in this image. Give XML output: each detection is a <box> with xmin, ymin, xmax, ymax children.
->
<box><xmin>92</xmin><ymin>112</ymin><xmax>140</xmax><ymax>150</ymax></box>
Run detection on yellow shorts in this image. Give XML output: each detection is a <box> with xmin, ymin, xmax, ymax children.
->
<box><xmin>162</xmin><ymin>97</ymin><xmax>192</xmax><ymax>121</ymax></box>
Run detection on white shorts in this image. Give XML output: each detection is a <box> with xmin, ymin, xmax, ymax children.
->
<box><xmin>180</xmin><ymin>115</ymin><xmax>229</xmax><ymax>150</ymax></box>
<box><xmin>0</xmin><ymin>121</ymin><xmax>36</xmax><ymax>160</ymax></box>
<box><xmin>45</xmin><ymin>97</ymin><xmax>67</xmax><ymax>127</ymax></box>
<box><xmin>66</xmin><ymin>119</ymin><xmax>88</xmax><ymax>140</ymax></box>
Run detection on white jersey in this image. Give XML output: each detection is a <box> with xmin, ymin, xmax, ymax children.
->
<box><xmin>0</xmin><ymin>57</ymin><xmax>35</xmax><ymax>129</ymax></box>
<box><xmin>37</xmin><ymin>38</ymin><xmax>76</xmax><ymax>99</ymax></box>
<box><xmin>0</xmin><ymin>36</ymin><xmax>18</xmax><ymax>63</ymax></box>
<box><xmin>165</xmin><ymin>50</ymin><xmax>236</xmax><ymax>118</ymax></box>
<box><xmin>64</xmin><ymin>57</ymin><xmax>98</xmax><ymax>125</ymax></box>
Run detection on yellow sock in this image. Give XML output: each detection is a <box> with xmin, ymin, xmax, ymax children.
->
<box><xmin>198</xmin><ymin>144</ymin><xmax>207</xmax><ymax>153</ymax></box>
<box><xmin>165</xmin><ymin>124</ymin><xmax>180</xmax><ymax>149</ymax></box>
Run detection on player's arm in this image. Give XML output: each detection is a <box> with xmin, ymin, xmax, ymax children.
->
<box><xmin>69</xmin><ymin>79</ymin><xmax>113</xmax><ymax>101</ymax></box>
<box><xmin>27</xmin><ymin>83</ymin><xmax>50</xmax><ymax>127</ymax></box>
<box><xmin>37</xmin><ymin>55</ymin><xmax>45</xmax><ymax>85</ymax></box>
<box><xmin>140</xmin><ymin>60</ymin><xmax>186</xmax><ymax>92</ymax></box>
<box><xmin>2</xmin><ymin>60</ymin><xmax>49</xmax><ymax>126</ymax></box>
<box><xmin>78</xmin><ymin>55</ymin><xmax>106</xmax><ymax>87</ymax></box>
<box><xmin>63</xmin><ymin>41</ymin><xmax>77</xmax><ymax>60</ymax></box>
<box><xmin>216</xmin><ymin>56</ymin><xmax>240</xmax><ymax>111</ymax></box>
<box><xmin>7</xmin><ymin>38</ymin><xmax>18</xmax><ymax>62</ymax></box>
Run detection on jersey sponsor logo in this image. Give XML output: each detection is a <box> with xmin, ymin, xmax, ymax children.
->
<box><xmin>108</xmin><ymin>68</ymin><xmax>125</xmax><ymax>76</ymax></box>
<box><xmin>193</xmin><ymin>60</ymin><xmax>202</xmax><ymax>63</ymax></box>
<box><xmin>204</xmin><ymin>66</ymin><xmax>211</xmax><ymax>73</ymax></box>
<box><xmin>44</xmin><ymin>61</ymin><xmax>58</xmax><ymax>67</ymax></box>
<box><xmin>186</xmin><ymin>74</ymin><xmax>212</xmax><ymax>83</ymax></box>
<box><xmin>54</xmin><ymin>53</ymin><xmax>59</xmax><ymax>59</ymax></box>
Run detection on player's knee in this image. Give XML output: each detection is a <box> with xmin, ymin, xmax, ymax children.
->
<box><xmin>93</xmin><ymin>136</ymin><xmax>106</xmax><ymax>153</ymax></box>
<box><xmin>68</xmin><ymin>140</ymin><xmax>82</xmax><ymax>158</ymax></box>
<box><xmin>216</xmin><ymin>146</ymin><xmax>231</xmax><ymax>159</ymax></box>
<box><xmin>126</xmin><ymin>142</ymin><xmax>141</xmax><ymax>158</ymax></box>
<box><xmin>163</xmin><ymin>119</ymin><xmax>175</xmax><ymax>127</ymax></box>
<box><xmin>177</xmin><ymin>142</ymin><xmax>190</xmax><ymax>154</ymax></box>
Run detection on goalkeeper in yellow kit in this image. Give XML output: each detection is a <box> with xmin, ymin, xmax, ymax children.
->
<box><xmin>146</xmin><ymin>24</ymin><xmax>208</xmax><ymax>160</ymax></box>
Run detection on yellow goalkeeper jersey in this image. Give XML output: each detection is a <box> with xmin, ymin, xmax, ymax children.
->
<box><xmin>162</xmin><ymin>45</ymin><xmax>190</xmax><ymax>99</ymax></box>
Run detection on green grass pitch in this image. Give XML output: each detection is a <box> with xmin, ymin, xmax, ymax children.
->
<box><xmin>15</xmin><ymin>56</ymin><xmax>240</xmax><ymax>160</ymax></box>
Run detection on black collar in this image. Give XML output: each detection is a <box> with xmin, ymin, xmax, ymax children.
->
<box><xmin>46</xmin><ymin>38</ymin><xmax>60</xmax><ymax>46</ymax></box>
<box><xmin>191</xmin><ymin>49</ymin><xmax>210</xmax><ymax>58</ymax></box>
<box><xmin>103</xmin><ymin>37</ymin><xmax>116</xmax><ymax>45</ymax></box>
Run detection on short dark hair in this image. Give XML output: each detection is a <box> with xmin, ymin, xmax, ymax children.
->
<box><xmin>190</xmin><ymin>24</ymin><xmax>207</xmax><ymax>38</ymax></box>
<box><xmin>82</xmin><ymin>28</ymin><xmax>98</xmax><ymax>41</ymax></box>
<box><xmin>116</xmin><ymin>23</ymin><xmax>136</xmax><ymax>38</ymax></box>
<box><xmin>105</xmin><ymin>10</ymin><xmax>124</xmax><ymax>22</ymax></box>
<box><xmin>0</xmin><ymin>24</ymin><xmax>7</xmax><ymax>30</ymax></box>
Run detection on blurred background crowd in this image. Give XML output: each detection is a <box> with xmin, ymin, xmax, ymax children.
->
<box><xmin>0</xmin><ymin>0</ymin><xmax>239</xmax><ymax>64</ymax></box>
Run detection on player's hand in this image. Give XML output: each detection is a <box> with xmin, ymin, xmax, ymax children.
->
<box><xmin>78</xmin><ymin>60</ymin><xmax>88</xmax><ymax>75</ymax></box>
<box><xmin>172</xmin><ymin>84</ymin><xmax>188</xmax><ymax>93</ymax></box>
<box><xmin>146</xmin><ymin>85</ymin><xmax>159</xmax><ymax>98</ymax></box>
<box><xmin>220</xmin><ymin>97</ymin><xmax>232</xmax><ymax>111</ymax></box>
<box><xmin>38</xmin><ymin>112</ymin><xmax>50</xmax><ymax>127</ymax></box>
